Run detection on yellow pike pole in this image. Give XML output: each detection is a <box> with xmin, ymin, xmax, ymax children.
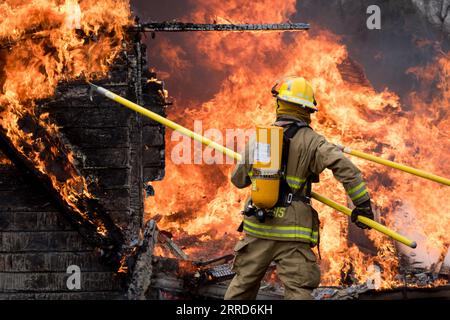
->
<box><xmin>311</xmin><ymin>192</ymin><xmax>416</xmax><ymax>248</ymax></box>
<box><xmin>336</xmin><ymin>144</ymin><xmax>450</xmax><ymax>186</ymax></box>
<box><xmin>88</xmin><ymin>82</ymin><xmax>417</xmax><ymax>248</ymax></box>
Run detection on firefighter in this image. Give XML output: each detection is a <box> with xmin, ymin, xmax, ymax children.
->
<box><xmin>224</xmin><ymin>76</ymin><xmax>374</xmax><ymax>300</ymax></box>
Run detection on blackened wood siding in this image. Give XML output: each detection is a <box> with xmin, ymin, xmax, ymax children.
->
<box><xmin>0</xmin><ymin>40</ymin><xmax>165</xmax><ymax>299</ymax></box>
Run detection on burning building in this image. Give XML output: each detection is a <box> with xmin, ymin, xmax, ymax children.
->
<box><xmin>0</xmin><ymin>0</ymin><xmax>449</xmax><ymax>300</ymax></box>
<box><xmin>0</xmin><ymin>0</ymin><xmax>167</xmax><ymax>299</ymax></box>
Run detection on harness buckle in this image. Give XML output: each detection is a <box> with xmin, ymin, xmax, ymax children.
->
<box><xmin>256</xmin><ymin>209</ymin><xmax>266</xmax><ymax>223</ymax></box>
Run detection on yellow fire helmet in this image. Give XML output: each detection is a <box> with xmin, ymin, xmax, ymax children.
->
<box><xmin>271</xmin><ymin>76</ymin><xmax>318</xmax><ymax>112</ymax></box>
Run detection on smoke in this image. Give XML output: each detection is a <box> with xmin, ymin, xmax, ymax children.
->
<box><xmin>131</xmin><ymin>0</ymin><xmax>242</xmax><ymax>103</ymax></box>
<box><xmin>132</xmin><ymin>0</ymin><xmax>449</xmax><ymax>104</ymax></box>
<box><xmin>295</xmin><ymin>0</ymin><xmax>449</xmax><ymax>103</ymax></box>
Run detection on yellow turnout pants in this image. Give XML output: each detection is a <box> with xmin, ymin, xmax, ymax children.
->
<box><xmin>224</xmin><ymin>235</ymin><xmax>321</xmax><ymax>300</ymax></box>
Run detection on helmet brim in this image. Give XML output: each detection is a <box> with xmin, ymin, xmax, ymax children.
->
<box><xmin>277</xmin><ymin>95</ymin><xmax>318</xmax><ymax>112</ymax></box>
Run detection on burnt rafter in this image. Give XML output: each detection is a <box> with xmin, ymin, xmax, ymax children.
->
<box><xmin>1</xmin><ymin>21</ymin><xmax>310</xmax><ymax>49</ymax></box>
<box><xmin>132</xmin><ymin>21</ymin><xmax>310</xmax><ymax>32</ymax></box>
<box><xmin>0</xmin><ymin>110</ymin><xmax>124</xmax><ymax>267</ymax></box>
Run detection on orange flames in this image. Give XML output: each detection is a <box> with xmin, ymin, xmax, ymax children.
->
<box><xmin>146</xmin><ymin>0</ymin><xmax>449</xmax><ymax>288</ymax></box>
<box><xmin>0</xmin><ymin>0</ymin><xmax>130</xmax><ymax>232</ymax></box>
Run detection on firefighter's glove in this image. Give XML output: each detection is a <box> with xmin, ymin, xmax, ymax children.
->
<box><xmin>351</xmin><ymin>200</ymin><xmax>374</xmax><ymax>229</ymax></box>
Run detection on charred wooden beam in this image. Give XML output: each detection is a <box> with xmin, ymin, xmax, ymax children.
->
<box><xmin>151</xmin><ymin>275</ymin><xmax>282</xmax><ymax>300</ymax></box>
<box><xmin>158</xmin><ymin>231</ymin><xmax>189</xmax><ymax>260</ymax></box>
<box><xmin>1</xmin><ymin>21</ymin><xmax>309</xmax><ymax>50</ymax></box>
<box><xmin>127</xmin><ymin>220</ymin><xmax>158</xmax><ymax>299</ymax></box>
<box><xmin>0</xmin><ymin>110</ymin><xmax>124</xmax><ymax>268</ymax></box>
<box><xmin>145</xmin><ymin>255</ymin><xmax>235</xmax><ymax>299</ymax></box>
<box><xmin>359</xmin><ymin>285</ymin><xmax>450</xmax><ymax>300</ymax></box>
<box><xmin>149</xmin><ymin>256</ymin><xmax>281</xmax><ymax>300</ymax></box>
<box><xmin>134</xmin><ymin>22</ymin><xmax>310</xmax><ymax>32</ymax></box>
<box><xmin>194</xmin><ymin>254</ymin><xmax>234</xmax><ymax>268</ymax></box>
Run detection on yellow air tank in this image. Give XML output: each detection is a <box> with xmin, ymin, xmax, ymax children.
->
<box><xmin>251</xmin><ymin>126</ymin><xmax>284</xmax><ymax>209</ymax></box>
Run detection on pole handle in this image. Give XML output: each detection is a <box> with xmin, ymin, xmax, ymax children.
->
<box><xmin>337</xmin><ymin>144</ymin><xmax>450</xmax><ymax>186</ymax></box>
<box><xmin>311</xmin><ymin>192</ymin><xmax>416</xmax><ymax>248</ymax></box>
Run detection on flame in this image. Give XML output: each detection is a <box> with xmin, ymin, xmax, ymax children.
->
<box><xmin>0</xmin><ymin>155</ymin><xmax>11</xmax><ymax>165</ymax></box>
<box><xmin>145</xmin><ymin>0</ymin><xmax>449</xmax><ymax>288</ymax></box>
<box><xmin>0</xmin><ymin>1</ymin><xmax>130</xmax><ymax>232</ymax></box>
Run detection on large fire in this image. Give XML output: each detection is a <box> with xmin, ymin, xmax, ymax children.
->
<box><xmin>0</xmin><ymin>0</ymin><xmax>130</xmax><ymax>232</ymax></box>
<box><xmin>145</xmin><ymin>0</ymin><xmax>450</xmax><ymax>288</ymax></box>
<box><xmin>1</xmin><ymin>0</ymin><xmax>448</xmax><ymax>291</ymax></box>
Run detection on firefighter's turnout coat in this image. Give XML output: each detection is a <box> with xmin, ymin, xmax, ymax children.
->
<box><xmin>232</xmin><ymin>116</ymin><xmax>370</xmax><ymax>245</ymax></box>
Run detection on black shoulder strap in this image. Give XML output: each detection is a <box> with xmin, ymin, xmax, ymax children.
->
<box><xmin>284</xmin><ymin>123</ymin><xmax>304</xmax><ymax>139</ymax></box>
<box><xmin>280</xmin><ymin>121</ymin><xmax>310</xmax><ymax>174</ymax></box>
<box><xmin>273</xmin><ymin>121</ymin><xmax>310</xmax><ymax>208</ymax></box>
